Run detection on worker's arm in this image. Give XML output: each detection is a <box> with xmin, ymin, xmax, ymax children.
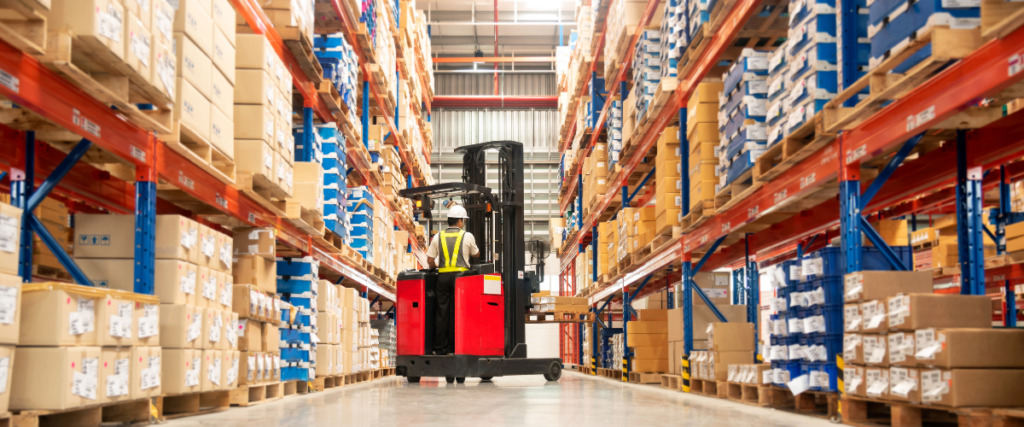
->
<box><xmin>427</xmin><ymin>258</ymin><xmax>438</xmax><ymax>269</ymax></box>
<box><xmin>467</xmin><ymin>233</ymin><xmax>481</xmax><ymax>257</ymax></box>
<box><xmin>425</xmin><ymin>235</ymin><xmax>439</xmax><ymax>269</ymax></box>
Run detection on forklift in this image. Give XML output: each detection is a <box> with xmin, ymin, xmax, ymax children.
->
<box><xmin>395</xmin><ymin>141</ymin><xmax>562</xmax><ymax>383</ymax></box>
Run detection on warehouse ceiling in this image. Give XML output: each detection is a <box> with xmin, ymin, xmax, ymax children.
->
<box><xmin>416</xmin><ymin>0</ymin><xmax>574</xmax><ymax>71</ymax></box>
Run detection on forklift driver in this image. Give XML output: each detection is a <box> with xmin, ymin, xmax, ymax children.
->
<box><xmin>425</xmin><ymin>204</ymin><xmax>481</xmax><ymax>355</ymax></box>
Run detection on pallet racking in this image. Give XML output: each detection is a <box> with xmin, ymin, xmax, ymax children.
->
<box><xmin>557</xmin><ymin>0</ymin><xmax>1024</xmax><ymax>380</ymax></box>
<box><xmin>0</xmin><ymin>0</ymin><xmax>432</xmax><ymax>305</ymax></box>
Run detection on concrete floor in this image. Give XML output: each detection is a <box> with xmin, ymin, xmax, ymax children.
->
<box><xmin>163</xmin><ymin>372</ymin><xmax>838</xmax><ymax>427</ymax></box>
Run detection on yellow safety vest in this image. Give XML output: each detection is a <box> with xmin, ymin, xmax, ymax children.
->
<box><xmin>439</xmin><ymin>229</ymin><xmax>468</xmax><ymax>273</ymax></box>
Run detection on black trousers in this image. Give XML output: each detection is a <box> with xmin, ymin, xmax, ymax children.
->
<box><xmin>433</xmin><ymin>272</ymin><xmax>459</xmax><ymax>354</ymax></box>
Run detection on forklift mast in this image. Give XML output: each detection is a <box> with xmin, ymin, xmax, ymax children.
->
<box><xmin>454</xmin><ymin>141</ymin><xmax>527</xmax><ymax>358</ymax></box>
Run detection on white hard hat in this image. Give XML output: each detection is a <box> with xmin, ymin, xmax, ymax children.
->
<box><xmin>447</xmin><ymin>204</ymin><xmax>469</xmax><ymax>219</ymax></box>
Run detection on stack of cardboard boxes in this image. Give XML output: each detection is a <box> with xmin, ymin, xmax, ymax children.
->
<box><xmin>13</xmin><ymin>284</ymin><xmax>164</xmax><ymax>409</ymax></box>
<box><xmin>618</xmin><ymin>207</ymin><xmax>656</xmax><ymax>259</ymax></box>
<box><xmin>233</xmin><ymin>227</ymin><xmax>281</xmax><ymax>386</ymax></box>
<box><xmin>654</xmin><ymin>128</ymin><xmax>682</xmax><ymax>233</ymax></box>
<box><xmin>727</xmin><ymin>364</ymin><xmax>772</xmax><ymax>386</ymax></box>
<box><xmin>667</xmin><ymin>272</ymin><xmax>745</xmax><ymax>376</ymax></box>
<box><xmin>687</xmin><ymin>82</ymin><xmax>722</xmax><ymax>209</ymax></box>
<box><xmin>529</xmin><ymin>292</ymin><xmax>590</xmax><ymax>313</ymax></box>
<box><xmin>166</xmin><ymin>0</ymin><xmax>236</xmax><ymax>161</ymax></box>
<box><xmin>843</xmin><ymin>278</ymin><xmax>1024</xmax><ymax>407</ymax></box>
<box><xmin>315</xmin><ymin>280</ymin><xmax>344</xmax><ymax>378</ymax></box>
<box><xmin>352</xmin><ymin>292</ymin><xmax>370</xmax><ymax>374</ymax></box>
<box><xmin>235</xmin><ymin>32</ymin><xmax>296</xmax><ymax>197</ymax></box>
<box><xmin>628</xmin><ymin>309</ymin><xmax>668</xmax><ymax>373</ymax></box>
<box><xmin>0</xmin><ymin>205</ymin><xmax>21</xmax><ymax>412</ymax></box>
<box><xmin>582</xmin><ymin>144</ymin><xmax>610</xmax><ymax>214</ymax></box>
<box><xmin>911</xmin><ymin>215</ymin><xmax>996</xmax><ymax>270</ymax></box>
<box><xmin>691</xmin><ymin>323</ymin><xmax>756</xmax><ymax>382</ymax></box>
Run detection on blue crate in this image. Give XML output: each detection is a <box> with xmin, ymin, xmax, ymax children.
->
<box><xmin>281</xmin><ymin>347</ymin><xmax>312</xmax><ymax>362</ymax></box>
<box><xmin>280</xmin><ymin>294</ymin><xmax>315</xmax><ymax>310</ymax></box>
<box><xmin>806</xmin><ymin>333</ymin><xmax>843</xmax><ymax>362</ymax></box>
<box><xmin>787</xmin><ymin>44</ymin><xmax>839</xmax><ymax>82</ymax></box>
<box><xmin>790</xmin><ymin>0</ymin><xmax>837</xmax><ymax>27</ymax></box>
<box><xmin>281</xmin><ymin>366</ymin><xmax>311</xmax><ymax>381</ymax></box>
<box><xmin>322</xmin><ymin>156</ymin><xmax>342</xmax><ymax>173</ymax></box>
<box><xmin>772</xmin><ymin>361</ymin><xmax>802</xmax><ymax>387</ymax></box>
<box><xmin>807</xmin><ymin>276</ymin><xmax>844</xmax><ymax>305</ymax></box>
<box><xmin>728</xmin><ymin>123</ymin><xmax>769</xmax><ymax>151</ymax></box>
<box><xmin>323</xmin><ymin>172</ymin><xmax>342</xmax><ymax>189</ymax></box>
<box><xmin>279</xmin><ymin>327</ymin><xmax>302</xmax><ymax>343</ymax></box>
<box><xmin>726</xmin><ymin>139</ymin><xmax>767</xmax><ymax>162</ymax></box>
<box><xmin>869</xmin><ymin>0</ymin><xmax>979</xmax><ymax>70</ymax></box>
<box><xmin>277</xmin><ymin>278</ymin><xmax>318</xmax><ymax>295</ymax></box>
<box><xmin>801</xmin><ymin>246</ymin><xmax>913</xmax><ymax>280</ymax></box>
<box><xmin>777</xmin><ymin>287</ymin><xmax>792</xmax><ymax>312</ymax></box>
<box><xmin>323</xmin><ymin>188</ymin><xmax>341</xmax><ymax>204</ymax></box>
<box><xmin>727</xmin><ymin>151</ymin><xmax>759</xmax><ymax>185</ymax></box>
<box><xmin>803</xmin><ymin>304</ymin><xmax>844</xmax><ymax>334</ymax></box>
<box><xmin>788</xmin><ymin>70</ymin><xmax>839</xmax><ymax>106</ymax></box>
<box><xmin>812</xmin><ymin>362</ymin><xmax>839</xmax><ymax>391</ymax></box>
<box><xmin>325</xmin><ymin>219</ymin><xmax>344</xmax><ymax>235</ymax></box>
<box><xmin>351</xmin><ymin>223</ymin><xmax>371</xmax><ymax>238</ymax></box>
<box><xmin>788</xmin><ymin>15</ymin><xmax>838</xmax><ymax>55</ymax></box>
<box><xmin>323</xmin><ymin>203</ymin><xmax>341</xmax><ymax>219</ymax></box>
<box><xmin>276</xmin><ymin>257</ymin><xmax>318</xmax><ymax>278</ymax></box>
<box><xmin>780</xmin><ymin>260</ymin><xmax>802</xmax><ymax>287</ymax></box>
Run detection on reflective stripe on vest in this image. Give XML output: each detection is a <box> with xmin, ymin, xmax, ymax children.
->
<box><xmin>439</xmin><ymin>229</ymin><xmax>468</xmax><ymax>273</ymax></box>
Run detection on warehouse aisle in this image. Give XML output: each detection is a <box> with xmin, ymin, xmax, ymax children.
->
<box><xmin>163</xmin><ymin>372</ymin><xmax>837</xmax><ymax>426</ymax></box>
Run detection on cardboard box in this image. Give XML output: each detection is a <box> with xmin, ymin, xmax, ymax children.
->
<box><xmin>0</xmin><ymin>275</ymin><xmax>20</xmax><ymax>345</ymax></box>
<box><xmin>234</xmin><ymin>103</ymin><xmax>275</xmax><ymax>142</ymax></box>
<box><xmin>173</xmin><ymin>0</ymin><xmax>212</xmax><ymax>55</ymax></box>
<box><xmin>235</xmin><ymin>34</ymin><xmax>274</xmax><ymax>72</ymax></box>
<box><xmin>844</xmin><ymin>271</ymin><xmax>933</xmax><ymax>303</ymax></box>
<box><xmin>886</xmin><ymin>294</ymin><xmax>992</xmax><ymax>331</ymax></box>
<box><xmin>708</xmin><ymin>323</ymin><xmax>755</xmax><ymax>352</ymax></box>
<box><xmin>160</xmin><ymin>304</ymin><xmax>200</xmax><ymax>349</ymax></box>
<box><xmin>864</xmin><ymin>367</ymin><xmax>891</xmax><ymax>400</ymax></box>
<box><xmin>173</xmin><ymin>33</ymin><xmax>212</xmax><ymax>100</ymax></box>
<box><xmin>224</xmin><ymin>311</ymin><xmax>238</xmax><ymax>350</ymax></box>
<box><xmin>631</xmin><ymin>358</ymin><xmax>668</xmax><ymax>373</ymax></box>
<box><xmin>844</xmin><ymin>365</ymin><xmax>866</xmax><ymax>396</ymax></box>
<box><xmin>627</xmin><ymin>334</ymin><xmax>668</xmax><ymax>347</ymax></box>
<box><xmin>262</xmin><ymin>323</ymin><xmax>279</xmax><ymax>352</ymax></box>
<box><xmin>863</xmin><ymin>334</ymin><xmax>888</xmax><ymax>366</ymax></box>
<box><xmin>633</xmin><ymin>346</ymin><xmax>668</xmax><ymax>360</ymax></box>
<box><xmin>233</xmin><ymin>255</ymin><xmax>276</xmax><ymax>293</ymax></box>
<box><xmin>11</xmin><ymin>346</ymin><xmax>98</xmax><ymax>410</ymax></box>
<box><xmin>237</xmin><ymin>352</ymin><xmax>256</xmax><ymax>385</ymax></box>
<box><xmin>196</xmin><ymin>266</ymin><xmax>216</xmax><ymax>308</ymax></box>
<box><xmin>49</xmin><ymin>0</ymin><xmax>125</xmax><ymax>60</ymax></box>
<box><xmin>125</xmin><ymin>13</ymin><xmax>152</xmax><ymax>81</ymax></box>
<box><xmin>210</xmin><ymin>104</ymin><xmax>234</xmax><ymax>160</ymax></box>
<box><xmin>889</xmin><ymin>367</ymin><xmax>920</xmax><ymax>403</ymax></box>
<box><xmin>234</xmin><ymin>69</ymin><xmax>275</xmax><ymax>106</ymax></box>
<box><xmin>888</xmin><ymin>332</ymin><xmax>916</xmax><ymax>367</ymax></box>
<box><xmin>100</xmin><ymin>348</ymin><xmax>132</xmax><ymax>403</ymax></box>
<box><xmin>844</xmin><ymin>334</ymin><xmax>864</xmax><ymax>364</ymax></box>
<box><xmin>919</xmin><ymin>369</ymin><xmax>1024</xmax><ymax>407</ymax></box>
<box><xmin>685</xmin><ymin>104</ymin><xmax>718</xmax><ymax>135</ymax></box>
<box><xmin>316</xmin><ymin>344</ymin><xmax>334</xmax><ymax>377</ymax></box>
<box><xmin>0</xmin><ymin>204</ymin><xmax>21</xmax><ymax>276</ymax></box>
<box><xmin>211</xmin><ymin>26</ymin><xmax>234</xmax><ymax>81</ymax></box>
<box><xmin>20</xmin><ymin>283</ymin><xmax>101</xmax><ymax>346</ymax></box>
<box><xmin>130</xmin><ymin>346</ymin><xmax>162</xmax><ymax>398</ymax></box>
<box><xmin>135</xmin><ymin>302</ymin><xmax>160</xmax><ymax>346</ymax></box>
<box><xmin>200</xmin><ymin>349</ymin><xmax>222</xmax><ymax>391</ymax></box>
<box><xmin>860</xmin><ymin>300</ymin><xmax>888</xmax><ymax>333</ymax></box>
<box><xmin>96</xmin><ymin>292</ymin><xmax>152</xmax><ymax>347</ymax></box>
<box><xmin>232</xmin><ymin>284</ymin><xmax>263</xmax><ymax>319</ymax></box>
<box><xmin>152</xmin><ymin>0</ymin><xmax>174</xmax><ymax>45</ymax></box>
<box><xmin>150</xmin><ymin>39</ymin><xmax>176</xmax><ymax>101</ymax></box>
<box><xmin>156</xmin><ymin>259</ymin><xmax>197</xmax><ymax>305</ymax></box>
<box><xmin>235</xmin><ymin>139</ymin><xmax>276</xmax><ymax>183</ymax></box>
<box><xmin>709</xmin><ymin>351</ymin><xmax>754</xmax><ymax>381</ymax></box>
<box><xmin>222</xmin><ymin>350</ymin><xmax>239</xmax><ymax>390</ymax></box>
<box><xmin>203</xmin><ymin>308</ymin><xmax>225</xmax><ymax>350</ymax></box>
<box><xmin>915</xmin><ymin>328</ymin><xmax>1024</xmax><ymax>368</ymax></box>
<box><xmin>162</xmin><ymin>349</ymin><xmax>202</xmax><ymax>395</ymax></box>
<box><xmin>237</xmin><ymin>318</ymin><xmax>262</xmax><ymax>351</ymax></box>
<box><xmin>276</xmin><ymin>153</ymin><xmax>294</xmax><ymax>196</ymax></box>
<box><xmin>233</xmin><ymin>228</ymin><xmax>276</xmax><ymax>260</ymax></box>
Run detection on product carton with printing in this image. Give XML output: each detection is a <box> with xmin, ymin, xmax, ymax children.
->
<box><xmin>135</xmin><ymin>302</ymin><xmax>161</xmax><ymax>346</ymax></box>
<box><xmin>0</xmin><ymin>204</ymin><xmax>21</xmax><ymax>276</ymax></box>
<box><xmin>886</xmin><ymin>294</ymin><xmax>992</xmax><ymax>331</ymax></box>
<box><xmin>844</xmin><ymin>271</ymin><xmax>934</xmax><ymax>303</ymax></box>
<box><xmin>887</xmin><ymin>332</ymin><xmax>916</xmax><ymax>367</ymax></box>
<box><xmin>233</xmin><ymin>228</ymin><xmax>277</xmax><ymax>260</ymax></box>
<box><xmin>100</xmin><ymin>348</ymin><xmax>132</xmax><ymax>403</ymax></box>
<box><xmin>74</xmin><ymin>215</ymin><xmax>198</xmax><ymax>261</ymax></box>
<box><xmin>0</xmin><ymin>274</ymin><xmax>20</xmax><ymax>345</ymax></box>
<box><xmin>919</xmin><ymin>369</ymin><xmax>1024</xmax><ymax>407</ymax></box>
<box><xmin>863</xmin><ymin>367</ymin><xmax>890</xmax><ymax>400</ymax></box>
<box><xmin>844</xmin><ymin>365</ymin><xmax>866</xmax><ymax>396</ymax></box>
<box><xmin>237</xmin><ymin>319</ymin><xmax>262</xmax><ymax>351</ymax></box>
<box><xmin>262</xmin><ymin>323</ymin><xmax>279</xmax><ymax>352</ymax></box>
<box><xmin>862</xmin><ymin>334</ymin><xmax>889</xmax><ymax>366</ymax></box>
<box><xmin>200</xmin><ymin>349</ymin><xmax>223</xmax><ymax>391</ymax></box>
<box><xmin>914</xmin><ymin>328</ymin><xmax>1024</xmax><ymax>368</ymax></box>
<box><xmin>11</xmin><ymin>346</ymin><xmax>98</xmax><ymax>410</ymax></box>
<box><xmin>888</xmin><ymin>367</ymin><xmax>920</xmax><ymax>403</ymax></box>
<box><xmin>233</xmin><ymin>255</ymin><xmax>277</xmax><ymax>293</ymax></box>
<box><xmin>19</xmin><ymin>283</ymin><xmax>100</xmax><ymax>346</ymax></box>
<box><xmin>162</xmin><ymin>348</ymin><xmax>202</xmax><ymax>395</ymax></box>
<box><xmin>160</xmin><ymin>303</ymin><xmax>200</xmax><ymax>349</ymax></box>
<box><xmin>710</xmin><ymin>351</ymin><xmax>754</xmax><ymax>381</ymax></box>
<box><xmin>707</xmin><ymin>323</ymin><xmax>755</xmax><ymax>352</ymax></box>
<box><xmin>130</xmin><ymin>346</ymin><xmax>162</xmax><ymax>399</ymax></box>
<box><xmin>222</xmin><ymin>350</ymin><xmax>239</xmax><ymax>390</ymax></box>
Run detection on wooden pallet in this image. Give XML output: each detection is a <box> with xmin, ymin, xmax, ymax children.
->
<box><xmin>603</xmin><ymin>24</ymin><xmax>638</xmax><ymax>84</ymax></box>
<box><xmin>982</xmin><ymin>0</ymin><xmax>1024</xmax><ymax>40</ymax></box>
<box><xmin>678</xmin><ymin>0</ymin><xmax>788</xmax><ymax>82</ymax></box>
<box><xmin>282</xmin><ymin>380</ymin><xmax>300</xmax><ymax>396</ymax></box>
<box><xmin>628</xmin><ymin>372</ymin><xmax>664</xmax><ymax>384</ymax></box>
<box><xmin>912</xmin><ymin>240</ymin><xmax>940</xmax><ymax>252</ymax></box>
<box><xmin>767</xmin><ymin>386</ymin><xmax>839</xmax><ymax>421</ymax></box>
<box><xmin>680</xmin><ymin>200</ymin><xmax>716</xmax><ymax>232</ymax></box>
<box><xmin>986</xmin><ymin>254</ymin><xmax>1014</xmax><ymax>269</ymax></box>
<box><xmin>994</xmin><ymin>409</ymin><xmax>1024</xmax><ymax>427</ymax></box>
<box><xmin>753</xmin><ymin>111</ymin><xmax>836</xmax><ymax>184</ymax></box>
<box><xmin>382</xmin><ymin>367</ymin><xmax>395</xmax><ymax>377</ymax></box>
<box><xmin>229</xmin><ymin>382</ymin><xmax>284</xmax><ymax>407</ymax></box>
<box><xmin>37</xmin><ymin>31</ymin><xmax>173</xmax><ymax>135</ymax></box>
<box><xmin>691</xmin><ymin>379</ymin><xmax>728</xmax><ymax>398</ymax></box>
<box><xmin>823</xmin><ymin>27</ymin><xmax>984</xmax><ymax>137</ymax></box>
<box><xmin>344</xmin><ymin>373</ymin><xmax>363</xmax><ymax>385</ymax></box>
<box><xmin>714</xmin><ymin>167</ymin><xmax>762</xmax><ymax>214</ymax></box>
<box><xmin>285</xmin><ymin>201</ymin><xmax>326</xmax><ymax>238</ymax></box>
<box><xmin>0</xmin><ymin>0</ymin><xmax>45</xmax><ymax>55</ymax></box>
<box><xmin>158</xmin><ymin>390</ymin><xmax>230</xmax><ymax>420</ymax></box>
<box><xmin>841</xmin><ymin>395</ymin><xmax>993</xmax><ymax>427</ymax></box>
<box><xmin>32</xmin><ymin>263</ymin><xmax>70</xmax><ymax>282</ymax></box>
<box><xmin>525</xmin><ymin>311</ymin><xmax>593</xmax><ymax>324</ymax></box>
<box><xmin>235</xmin><ymin>171</ymin><xmax>289</xmax><ymax>217</ymax></box>
<box><xmin>630</xmin><ymin>243</ymin><xmax>653</xmax><ymax>265</ymax></box>
<box><xmin>283</xmin><ymin>33</ymin><xmax>324</xmax><ymax>85</ymax></box>
<box><xmin>744</xmin><ymin>384</ymin><xmax>773</xmax><ymax>407</ymax></box>
<box><xmin>10</xmin><ymin>398</ymin><xmax>151</xmax><ymax>427</ymax></box>
<box><xmin>661</xmin><ymin>374</ymin><xmax>681</xmax><ymax>391</ymax></box>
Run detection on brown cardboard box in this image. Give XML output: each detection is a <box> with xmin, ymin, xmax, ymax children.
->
<box><xmin>639</xmin><ymin>309</ymin><xmax>668</xmax><ymax>321</ymax></box>
<box><xmin>173</xmin><ymin>32</ymin><xmax>212</xmax><ymax>100</ymax></box>
<box><xmin>632</xmin><ymin>358</ymin><xmax>668</xmax><ymax>373</ymax></box>
<box><xmin>155</xmin><ymin>259</ymin><xmax>197</xmax><ymax>305</ymax></box>
<box><xmin>0</xmin><ymin>274</ymin><xmax>20</xmax><ymax>345</ymax></box>
<box><xmin>844</xmin><ymin>365</ymin><xmax>866</xmax><ymax>396</ymax></box>
<box><xmin>0</xmin><ymin>204</ymin><xmax>21</xmax><ymax>276</ymax></box>
<box><xmin>886</xmin><ymin>294</ymin><xmax>992</xmax><ymax>331</ymax></box>
<box><xmin>49</xmin><ymin>0</ymin><xmax>125</xmax><ymax>60</ymax></box>
<box><xmin>233</xmin><ymin>228</ymin><xmax>276</xmax><ymax>260</ymax></box>
<box><xmin>844</xmin><ymin>271</ymin><xmax>933</xmax><ymax>303</ymax></box>
<box><xmin>75</xmin><ymin>215</ymin><xmax>198</xmax><ymax>261</ymax></box>
<box><xmin>232</xmin><ymin>284</ymin><xmax>262</xmax><ymax>319</ymax></box>
<box><xmin>173</xmin><ymin>0</ymin><xmax>212</xmax><ymax>54</ymax></box>
<box><xmin>708</xmin><ymin>323</ymin><xmax>755</xmax><ymax>352</ymax></box>
<box><xmin>152</xmin><ymin>0</ymin><xmax>174</xmax><ymax>45</ymax></box>
<box><xmin>628</xmin><ymin>321</ymin><xmax>668</xmax><ymax>335</ymax></box>
<box><xmin>915</xmin><ymin>328</ymin><xmax>1024</xmax><ymax>368</ymax></box>
<box><xmin>160</xmin><ymin>304</ymin><xmax>200</xmax><ymax>349</ymax></box>
<box><xmin>234</xmin><ymin>103</ymin><xmax>275</xmax><ymax>142</ymax></box>
<box><xmin>200</xmin><ymin>308</ymin><xmax>219</xmax><ymax>349</ymax></box>
<box><xmin>235</xmin><ymin>140</ymin><xmax>276</xmax><ymax>183</ymax></box>
<box><xmin>210</xmin><ymin>0</ymin><xmax>234</xmax><ymax>45</ymax></box>
<box><xmin>233</xmin><ymin>255</ymin><xmax>276</xmax><ymax>292</ymax></box>
<box><xmin>666</xmin><ymin>305</ymin><xmax>747</xmax><ymax>342</ymax></box>
<box><xmin>124</xmin><ymin>13</ymin><xmax>152</xmax><ymax>80</ymax></box>
<box><xmin>200</xmin><ymin>349</ymin><xmax>222</xmax><ymax>391</ymax></box>
<box><xmin>224</xmin><ymin>311</ymin><xmax>238</xmax><ymax>350</ymax></box>
<box><xmin>197</xmin><ymin>266</ymin><xmax>216</xmax><ymax>308</ymax></box>
<box><xmin>124</xmin><ymin>0</ymin><xmax>151</xmax><ymax>27</ymax></box>
<box><xmin>844</xmin><ymin>334</ymin><xmax>864</xmax><ymax>364</ymax></box>
<box><xmin>633</xmin><ymin>346</ymin><xmax>668</xmax><ymax>361</ymax></box>
<box><xmin>844</xmin><ymin>304</ymin><xmax>862</xmax><ymax>332</ymax></box>
<box><xmin>217</xmin><ymin>271</ymin><xmax>232</xmax><ymax>310</ymax></box>
<box><xmin>234</xmin><ymin>69</ymin><xmax>275</xmax><ymax>106</ymax></box>
<box><xmin>211</xmin><ymin>26</ymin><xmax>234</xmax><ymax>80</ymax></box>
<box><xmin>237</xmin><ymin>319</ymin><xmax>261</xmax><ymax>351</ymax></box>
<box><xmin>95</xmin><ymin>293</ymin><xmax>140</xmax><ymax>347</ymax></box>
<box><xmin>100</xmin><ymin>348</ymin><xmax>132</xmax><ymax>403</ymax></box>
<box><xmin>130</xmin><ymin>346</ymin><xmax>162</xmax><ymax>399</ymax></box>
<box><xmin>162</xmin><ymin>349</ymin><xmax>201</xmax><ymax>395</ymax></box>
<box><xmin>864</xmin><ymin>367</ymin><xmax>891</xmax><ymax>400</ymax></box>
<box><xmin>262</xmin><ymin>323</ymin><xmax>279</xmax><ymax>352</ymax></box>
<box><xmin>210</xmin><ymin>105</ymin><xmax>233</xmax><ymax>160</ymax></box>
<box><xmin>710</xmin><ymin>351</ymin><xmax>754</xmax><ymax>380</ymax></box>
<box><xmin>20</xmin><ymin>283</ymin><xmax>99</xmax><ymax>346</ymax></box>
<box><xmin>238</xmin><ymin>352</ymin><xmax>256</xmax><ymax>385</ymax></box>
<box><xmin>889</xmin><ymin>367</ymin><xmax>920</xmax><ymax>403</ymax></box>
<box><xmin>235</xmin><ymin>34</ymin><xmax>274</xmax><ymax>72</ymax></box>
<box><xmin>222</xmin><ymin>350</ymin><xmax>239</xmax><ymax>390</ymax></box>
<box><xmin>888</xmin><ymin>332</ymin><xmax>916</xmax><ymax>367</ymax></box>
<box><xmin>316</xmin><ymin>344</ymin><xmax>334</xmax><ymax>376</ymax></box>
<box><xmin>11</xmin><ymin>346</ymin><xmax>98</xmax><ymax>410</ymax></box>
<box><xmin>863</xmin><ymin>334</ymin><xmax>888</xmax><ymax>366</ymax></box>
<box><xmin>0</xmin><ymin>345</ymin><xmax>13</xmax><ymax>411</ymax></box>
<box><xmin>919</xmin><ymin>369</ymin><xmax>1024</xmax><ymax>407</ymax></box>
<box><xmin>135</xmin><ymin>302</ymin><xmax>160</xmax><ymax>346</ymax></box>
<box><xmin>860</xmin><ymin>300</ymin><xmax>888</xmax><ymax>333</ymax></box>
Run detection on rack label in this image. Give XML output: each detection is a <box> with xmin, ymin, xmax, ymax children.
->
<box><xmin>130</xmin><ymin>145</ymin><xmax>146</xmax><ymax>162</ymax></box>
<box><xmin>178</xmin><ymin>171</ymin><xmax>194</xmax><ymax>190</ymax></box>
<box><xmin>72</xmin><ymin>109</ymin><xmax>101</xmax><ymax>138</ymax></box>
<box><xmin>215</xmin><ymin>194</ymin><xmax>227</xmax><ymax>209</ymax></box>
<box><xmin>0</xmin><ymin>69</ymin><xmax>18</xmax><ymax>93</ymax></box>
<box><xmin>774</xmin><ymin>189</ymin><xmax>787</xmax><ymax>204</ymax></box>
<box><xmin>800</xmin><ymin>172</ymin><xmax>816</xmax><ymax>189</ymax></box>
<box><xmin>1010</xmin><ymin>51</ymin><xmax>1024</xmax><ymax>77</ymax></box>
<box><xmin>906</xmin><ymin>106</ymin><xmax>935</xmax><ymax>131</ymax></box>
<box><xmin>846</xmin><ymin>145</ymin><xmax>867</xmax><ymax>165</ymax></box>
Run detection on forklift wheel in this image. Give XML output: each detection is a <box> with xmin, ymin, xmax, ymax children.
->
<box><xmin>543</xmin><ymin>361</ymin><xmax>562</xmax><ymax>382</ymax></box>
<box><xmin>480</xmin><ymin>376</ymin><xmax>493</xmax><ymax>382</ymax></box>
<box><xmin>446</xmin><ymin>377</ymin><xmax>456</xmax><ymax>384</ymax></box>
<box><xmin>407</xmin><ymin>377</ymin><xmax>421</xmax><ymax>383</ymax></box>
<box><xmin>456</xmin><ymin>377</ymin><xmax>466</xmax><ymax>384</ymax></box>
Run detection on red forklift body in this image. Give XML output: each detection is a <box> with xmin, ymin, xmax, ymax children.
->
<box><xmin>396</xmin><ymin>271</ymin><xmax>434</xmax><ymax>356</ymax></box>
<box><xmin>454</xmin><ymin>274</ymin><xmax>505</xmax><ymax>356</ymax></box>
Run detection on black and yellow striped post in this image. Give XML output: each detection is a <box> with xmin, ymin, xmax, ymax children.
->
<box><xmin>837</xmin><ymin>355</ymin><xmax>845</xmax><ymax>417</ymax></box>
<box><xmin>591</xmin><ymin>356</ymin><xmax>597</xmax><ymax>376</ymax></box>
<box><xmin>681</xmin><ymin>354</ymin><xmax>691</xmax><ymax>392</ymax></box>
<box><xmin>622</xmin><ymin>357</ymin><xmax>629</xmax><ymax>382</ymax></box>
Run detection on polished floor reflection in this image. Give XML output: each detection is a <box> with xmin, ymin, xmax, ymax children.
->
<box><xmin>163</xmin><ymin>372</ymin><xmax>839</xmax><ymax>426</ymax></box>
